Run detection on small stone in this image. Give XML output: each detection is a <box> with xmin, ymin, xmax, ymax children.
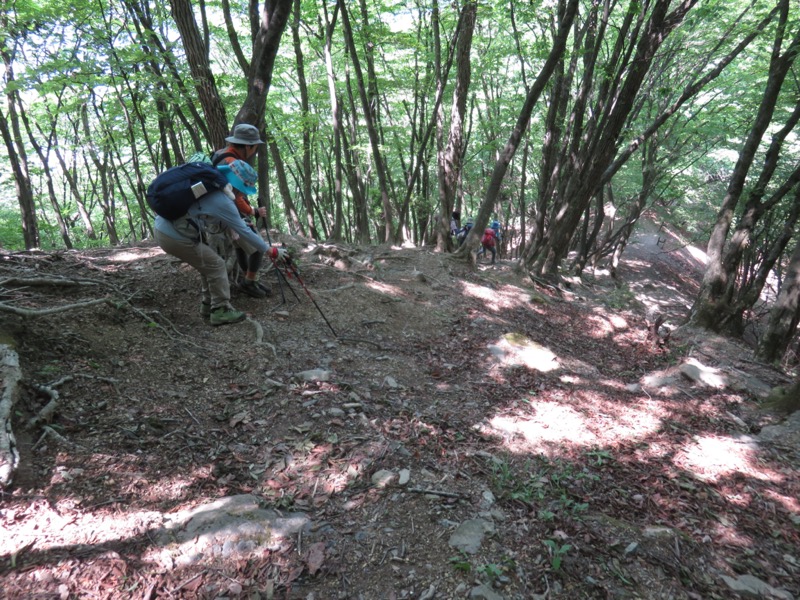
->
<box><xmin>398</xmin><ymin>469</ymin><xmax>411</xmax><ymax>485</ymax></box>
<box><xmin>449</xmin><ymin>519</ymin><xmax>493</xmax><ymax>554</ymax></box>
<box><xmin>295</xmin><ymin>369</ymin><xmax>331</xmax><ymax>382</ymax></box>
<box><xmin>227</xmin><ymin>581</ymin><xmax>243</xmax><ymax>595</ymax></box>
<box><xmin>469</xmin><ymin>583</ymin><xmax>504</xmax><ymax>600</ymax></box>
<box><xmin>720</xmin><ymin>574</ymin><xmax>793</xmax><ymax>600</ymax></box>
<box><xmin>371</xmin><ymin>469</ymin><xmax>397</xmax><ymax>488</ymax></box>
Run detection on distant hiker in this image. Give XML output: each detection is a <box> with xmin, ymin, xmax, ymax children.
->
<box><xmin>456</xmin><ymin>217</ymin><xmax>474</xmax><ymax>246</ymax></box>
<box><xmin>212</xmin><ymin>123</ymin><xmax>270</xmax><ymax>299</ymax></box>
<box><xmin>490</xmin><ymin>219</ymin><xmax>502</xmax><ymax>244</ymax></box>
<box><xmin>478</xmin><ymin>227</ymin><xmax>497</xmax><ymax>265</ymax></box>
<box><xmin>154</xmin><ymin>166</ymin><xmax>286</xmax><ymax>326</ymax></box>
<box><xmin>450</xmin><ymin>210</ymin><xmax>461</xmax><ymax>238</ymax></box>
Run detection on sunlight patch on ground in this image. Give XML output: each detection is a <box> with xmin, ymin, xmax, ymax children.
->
<box><xmin>763</xmin><ymin>489</ymin><xmax>800</xmax><ymax>516</ymax></box>
<box><xmin>480</xmin><ymin>399</ymin><xmax>664</xmax><ymax>455</ymax></box>
<box><xmin>101</xmin><ymin>247</ymin><xmax>164</xmax><ymax>263</ymax></box>
<box><xmin>364</xmin><ymin>280</ymin><xmax>406</xmax><ymax>297</ymax></box>
<box><xmin>0</xmin><ymin>503</ymin><xmax>163</xmax><ymax>556</ymax></box>
<box><xmin>587</xmin><ymin>309</ymin><xmax>630</xmax><ymax>336</ymax></box>
<box><xmin>459</xmin><ymin>281</ymin><xmax>532</xmax><ymax>312</ymax></box>
<box><xmin>709</xmin><ymin>521</ymin><xmax>754</xmax><ymax>548</ymax></box>
<box><xmin>673</xmin><ymin>435</ymin><xmax>781</xmax><ymax>483</ymax></box>
<box><xmin>489</xmin><ymin>333</ymin><xmax>559</xmax><ymax>372</ymax></box>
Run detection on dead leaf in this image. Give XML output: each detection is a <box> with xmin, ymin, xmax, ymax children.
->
<box><xmin>229</xmin><ymin>411</ymin><xmax>250</xmax><ymax>427</ymax></box>
<box><xmin>305</xmin><ymin>542</ymin><xmax>326</xmax><ymax>576</ymax></box>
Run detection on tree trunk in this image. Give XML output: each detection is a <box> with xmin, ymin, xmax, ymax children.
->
<box><xmin>691</xmin><ymin>0</ymin><xmax>800</xmax><ymax>329</ymax></box>
<box><xmin>268</xmin><ymin>136</ymin><xmax>304</xmax><ymax>236</ymax></box>
<box><xmin>757</xmin><ymin>211</ymin><xmax>800</xmax><ymax>364</ymax></box>
<box><xmin>454</xmin><ymin>0</ymin><xmax>579</xmax><ymax>260</ymax></box>
<box><xmin>321</xmin><ymin>3</ymin><xmax>345</xmax><ymax>242</ymax></box>
<box><xmin>292</xmin><ymin>0</ymin><xmax>320</xmax><ymax>239</ymax></box>
<box><xmin>81</xmin><ymin>102</ymin><xmax>120</xmax><ymax>246</ymax></box>
<box><xmin>168</xmin><ymin>0</ymin><xmax>229</xmax><ymax>148</ymax></box>
<box><xmin>0</xmin><ymin>42</ymin><xmax>39</xmax><ymax>249</ymax></box>
<box><xmin>48</xmin><ymin>114</ymin><xmax>97</xmax><ymax>241</ymax></box>
<box><xmin>234</xmin><ymin>0</ymin><xmax>293</xmax><ymax>128</ymax></box>
<box><xmin>340</xmin><ymin>105</ymin><xmax>371</xmax><ymax>243</ymax></box>
<box><xmin>20</xmin><ymin>107</ymin><xmax>72</xmax><ymax>248</ymax></box>
<box><xmin>124</xmin><ymin>0</ymin><xmax>209</xmax><ymax>154</ymax></box>
<box><xmin>724</xmin><ymin>169</ymin><xmax>800</xmax><ymax>333</ymax></box>
<box><xmin>338</xmin><ymin>0</ymin><xmax>395</xmax><ymax>242</ymax></box>
<box><xmin>601</xmin><ymin>3</ymin><xmax>781</xmax><ymax>186</ymax></box>
<box><xmin>437</xmin><ymin>2</ymin><xmax>476</xmax><ymax>253</ymax></box>
<box><xmin>531</xmin><ymin>0</ymin><xmax>699</xmax><ymax>278</ymax></box>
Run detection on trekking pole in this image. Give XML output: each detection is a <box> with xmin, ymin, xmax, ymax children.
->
<box><xmin>269</xmin><ymin>255</ymin><xmax>301</xmax><ymax>303</ymax></box>
<box><xmin>281</xmin><ymin>255</ymin><xmax>338</xmax><ymax>338</ymax></box>
<box><xmin>258</xmin><ymin>212</ymin><xmax>287</xmax><ymax>304</ymax></box>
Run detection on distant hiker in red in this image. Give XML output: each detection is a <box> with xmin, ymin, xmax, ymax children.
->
<box><xmin>479</xmin><ymin>227</ymin><xmax>497</xmax><ymax>265</ymax></box>
<box><xmin>212</xmin><ymin>123</ymin><xmax>270</xmax><ymax>299</ymax></box>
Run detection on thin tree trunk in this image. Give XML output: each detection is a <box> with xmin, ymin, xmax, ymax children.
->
<box><xmin>46</xmin><ymin>111</ymin><xmax>97</xmax><ymax>240</ymax></box>
<box><xmin>532</xmin><ymin>0</ymin><xmax>700</xmax><ymax>278</ymax></box>
<box><xmin>123</xmin><ymin>0</ymin><xmax>210</xmax><ymax>150</ymax></box>
<box><xmin>268</xmin><ymin>136</ymin><xmax>304</xmax><ymax>236</ymax></box>
<box><xmin>19</xmin><ymin>103</ymin><xmax>72</xmax><ymax>248</ymax></box>
<box><xmin>601</xmin><ymin>2</ymin><xmax>781</xmax><ymax>186</ymax></box>
<box><xmin>340</xmin><ymin>105</ymin><xmax>370</xmax><ymax>243</ymax></box>
<box><xmin>338</xmin><ymin>0</ymin><xmax>394</xmax><ymax>242</ymax></box>
<box><xmin>0</xmin><ymin>41</ymin><xmax>39</xmax><ymax>249</ymax></box>
<box><xmin>322</xmin><ymin>3</ymin><xmax>345</xmax><ymax>242</ymax></box>
<box><xmin>80</xmin><ymin>102</ymin><xmax>120</xmax><ymax>245</ymax></box>
<box><xmin>437</xmin><ymin>1</ymin><xmax>476</xmax><ymax>253</ymax></box>
<box><xmin>292</xmin><ymin>0</ymin><xmax>320</xmax><ymax>239</ymax></box>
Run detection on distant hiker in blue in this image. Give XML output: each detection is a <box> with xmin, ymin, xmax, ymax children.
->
<box><xmin>456</xmin><ymin>217</ymin><xmax>474</xmax><ymax>247</ymax></box>
<box><xmin>491</xmin><ymin>219</ymin><xmax>502</xmax><ymax>243</ymax></box>
<box><xmin>477</xmin><ymin>220</ymin><xmax>502</xmax><ymax>264</ymax></box>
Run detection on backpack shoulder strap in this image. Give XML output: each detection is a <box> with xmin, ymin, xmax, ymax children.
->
<box><xmin>211</xmin><ymin>151</ymin><xmax>238</xmax><ymax>166</ymax></box>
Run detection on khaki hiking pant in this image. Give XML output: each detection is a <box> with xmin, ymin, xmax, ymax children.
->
<box><xmin>155</xmin><ymin>229</ymin><xmax>231</xmax><ymax>310</ymax></box>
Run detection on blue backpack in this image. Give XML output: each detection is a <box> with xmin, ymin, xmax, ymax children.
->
<box><xmin>146</xmin><ymin>162</ymin><xmax>230</xmax><ymax>220</ymax></box>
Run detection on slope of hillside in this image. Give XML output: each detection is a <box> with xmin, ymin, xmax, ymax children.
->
<box><xmin>0</xmin><ymin>230</ymin><xmax>797</xmax><ymax>599</ymax></box>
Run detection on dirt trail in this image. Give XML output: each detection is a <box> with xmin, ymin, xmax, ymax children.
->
<box><xmin>0</xmin><ymin>234</ymin><xmax>797</xmax><ymax>600</ymax></box>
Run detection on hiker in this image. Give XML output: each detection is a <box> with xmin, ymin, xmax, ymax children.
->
<box><xmin>478</xmin><ymin>227</ymin><xmax>497</xmax><ymax>265</ymax></box>
<box><xmin>450</xmin><ymin>210</ymin><xmax>461</xmax><ymax>238</ymax></box>
<box><xmin>490</xmin><ymin>219</ymin><xmax>502</xmax><ymax>244</ymax></box>
<box><xmin>153</xmin><ymin>160</ymin><xmax>286</xmax><ymax>326</ymax></box>
<box><xmin>212</xmin><ymin>123</ymin><xmax>270</xmax><ymax>299</ymax></box>
<box><xmin>456</xmin><ymin>217</ymin><xmax>474</xmax><ymax>246</ymax></box>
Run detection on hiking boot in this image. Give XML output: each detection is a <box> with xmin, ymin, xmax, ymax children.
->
<box><xmin>256</xmin><ymin>282</ymin><xmax>272</xmax><ymax>296</ymax></box>
<box><xmin>240</xmin><ymin>279</ymin><xmax>267</xmax><ymax>298</ymax></box>
<box><xmin>210</xmin><ymin>306</ymin><xmax>246</xmax><ymax>326</ymax></box>
<box><xmin>200</xmin><ymin>301</ymin><xmax>211</xmax><ymax>318</ymax></box>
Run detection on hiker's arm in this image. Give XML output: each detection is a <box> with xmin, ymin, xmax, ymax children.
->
<box><xmin>215</xmin><ymin>199</ymin><xmax>269</xmax><ymax>253</ymax></box>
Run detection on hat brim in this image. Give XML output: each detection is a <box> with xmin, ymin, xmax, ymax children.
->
<box><xmin>223</xmin><ymin>171</ymin><xmax>257</xmax><ymax>195</ymax></box>
<box><xmin>225</xmin><ymin>135</ymin><xmax>265</xmax><ymax>145</ymax></box>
